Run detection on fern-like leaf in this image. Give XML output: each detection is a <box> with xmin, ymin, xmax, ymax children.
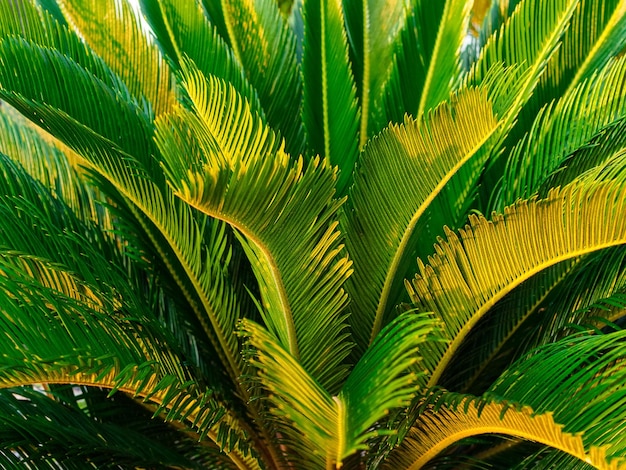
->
<box><xmin>157</xmin><ymin>66</ymin><xmax>352</xmax><ymax>392</ymax></box>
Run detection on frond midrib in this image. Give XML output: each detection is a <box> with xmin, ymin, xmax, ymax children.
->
<box><xmin>416</xmin><ymin>0</ymin><xmax>454</xmax><ymax>118</ymax></box>
<box><xmin>183</xmin><ymin>199</ymin><xmax>299</xmax><ymax>359</ymax></box>
<box><xmin>460</xmin><ymin>260</ymin><xmax>579</xmax><ymax>392</ymax></box>
<box><xmin>368</xmin><ymin>118</ymin><xmax>500</xmax><ymax>345</ymax></box>
<box><xmin>402</xmin><ymin>401</ymin><xmax>619</xmax><ymax>470</ymax></box>
<box><xmin>427</xmin><ymin>241</ymin><xmax>626</xmax><ymax>388</ymax></box>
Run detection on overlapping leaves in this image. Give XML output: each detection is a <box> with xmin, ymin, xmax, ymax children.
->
<box><xmin>157</xmin><ymin>65</ymin><xmax>352</xmax><ymax>392</ymax></box>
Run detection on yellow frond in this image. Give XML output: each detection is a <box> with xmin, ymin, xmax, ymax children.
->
<box><xmin>387</xmin><ymin>400</ymin><xmax>624</xmax><ymax>470</ymax></box>
<box><xmin>58</xmin><ymin>0</ymin><xmax>175</xmax><ymax>115</ymax></box>
<box><xmin>407</xmin><ymin>179</ymin><xmax>626</xmax><ymax>387</ymax></box>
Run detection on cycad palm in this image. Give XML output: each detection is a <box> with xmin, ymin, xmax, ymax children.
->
<box><xmin>0</xmin><ymin>0</ymin><xmax>625</xmax><ymax>468</ymax></box>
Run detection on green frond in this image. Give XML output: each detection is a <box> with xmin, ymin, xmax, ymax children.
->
<box><xmin>385</xmin><ymin>397</ymin><xmax>621</xmax><ymax>469</ymax></box>
<box><xmin>342</xmin><ymin>0</ymin><xmax>407</xmax><ymax>143</ymax></box>
<box><xmin>473</xmin><ymin>0</ymin><xmax>521</xmax><ymax>55</ymax></box>
<box><xmin>157</xmin><ymin>67</ymin><xmax>353</xmax><ymax>392</ymax></box>
<box><xmin>0</xmin><ymin>0</ymin><xmax>52</xmax><ymax>44</ymax></box>
<box><xmin>486</xmin><ymin>329</ymin><xmax>626</xmax><ymax>465</ymax></box>
<box><xmin>0</xmin><ymin>387</ymin><xmax>212</xmax><ymax>469</ymax></box>
<box><xmin>541</xmin><ymin>119</ymin><xmax>626</xmax><ymax>192</ymax></box>
<box><xmin>497</xmin><ymin>0</ymin><xmax>626</xmax><ymax>144</ymax></box>
<box><xmin>538</xmin><ymin>0</ymin><xmax>626</xmax><ymax>101</ymax></box>
<box><xmin>343</xmin><ymin>86</ymin><xmax>500</xmax><ymax>352</ymax></box>
<box><xmin>406</xmin><ymin>177</ymin><xmax>626</xmax><ymax>389</ymax></box>
<box><xmin>0</xmin><ymin>154</ymin><xmax>126</xmax><ymax>306</ymax></box>
<box><xmin>0</xmin><ymin>36</ymin><xmax>160</xmax><ymax>177</ymax></box>
<box><xmin>497</xmin><ymin>55</ymin><xmax>626</xmax><ymax>210</ymax></box>
<box><xmin>222</xmin><ymin>0</ymin><xmax>305</xmax><ymax>156</ymax></box>
<box><xmin>200</xmin><ymin>0</ymin><xmax>230</xmax><ymax>46</ymax></box>
<box><xmin>136</xmin><ymin>0</ymin><xmax>179</xmax><ymax>60</ymax></box>
<box><xmin>339</xmin><ymin>312</ymin><xmax>444</xmax><ymax>449</ymax></box>
<box><xmin>0</xmin><ymin>0</ymin><xmax>139</xmax><ymax>104</ymax></box>
<box><xmin>497</xmin><ymin>247</ymin><xmax>626</xmax><ymax>358</ymax></box>
<box><xmin>0</xmin><ymin>36</ymin><xmax>250</xmax><ymax>398</ymax></box>
<box><xmin>469</xmin><ymin>0</ymin><xmax>579</xmax><ymax>150</ymax></box>
<box><xmin>1</xmin><ymin>0</ymin><xmax>625</xmax><ymax>467</ymax></box>
<box><xmin>36</xmin><ymin>0</ymin><xmax>68</xmax><ymax>25</ymax></box>
<box><xmin>512</xmin><ymin>448</ymin><xmax>597</xmax><ymax>470</ymax></box>
<box><xmin>149</xmin><ymin>0</ymin><xmax>264</xmax><ymax>117</ymax></box>
<box><xmin>0</xmin><ymin>266</ymin><xmax>258</xmax><ymax>467</ymax></box>
<box><xmin>241</xmin><ymin>313</ymin><xmax>440</xmax><ymax>468</ymax></box>
<box><xmin>0</xmin><ymin>143</ymin><xmax>221</xmax><ymax>387</ymax></box>
<box><xmin>441</xmin><ymin>261</ymin><xmax>579</xmax><ymax>393</ymax></box>
<box><xmin>0</xmin><ymin>107</ymin><xmax>111</xmax><ymax>229</ymax></box>
<box><xmin>451</xmin><ymin>233</ymin><xmax>626</xmax><ymax>395</ymax></box>
<box><xmin>301</xmin><ymin>0</ymin><xmax>360</xmax><ymax>194</ymax></box>
<box><xmin>57</xmin><ymin>0</ymin><xmax>175</xmax><ymax>115</ymax></box>
<box><xmin>377</xmin><ymin>0</ymin><xmax>471</xmax><ymax>130</ymax></box>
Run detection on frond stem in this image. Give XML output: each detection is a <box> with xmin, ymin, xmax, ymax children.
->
<box><xmin>427</xmin><ymin>243</ymin><xmax>624</xmax><ymax>388</ymax></box>
<box><xmin>460</xmin><ymin>260</ymin><xmax>578</xmax><ymax>393</ymax></box>
<box><xmin>563</xmin><ymin>1</ymin><xmax>626</xmax><ymax>99</ymax></box>
<box><xmin>185</xmin><ymin>201</ymin><xmax>300</xmax><ymax>360</ymax></box>
<box><xmin>368</xmin><ymin>126</ymin><xmax>498</xmax><ymax>346</ymax></box>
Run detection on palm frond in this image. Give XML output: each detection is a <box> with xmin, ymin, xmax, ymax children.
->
<box><xmin>496</xmin><ymin>246</ymin><xmax>626</xmax><ymax>360</ymax></box>
<box><xmin>385</xmin><ymin>396</ymin><xmax>620</xmax><ymax>469</ymax></box>
<box><xmin>486</xmin><ymin>328</ymin><xmax>626</xmax><ymax>465</ymax></box>
<box><xmin>158</xmin><ymin>66</ymin><xmax>352</xmax><ymax>392</ymax></box>
<box><xmin>0</xmin><ymin>106</ymin><xmax>110</xmax><ymax>229</ymax></box>
<box><xmin>0</xmin><ymin>0</ymin><xmax>135</xmax><ymax>104</ymax></box>
<box><xmin>0</xmin><ymin>36</ymin><xmax>250</xmax><ymax>398</ymax></box>
<box><xmin>343</xmin><ymin>86</ymin><xmax>501</xmax><ymax>352</ymax></box>
<box><xmin>406</xmin><ymin>177</ymin><xmax>626</xmax><ymax>389</ymax></box>
<box><xmin>377</xmin><ymin>0</ymin><xmax>471</xmax><ymax>132</ymax></box>
<box><xmin>467</xmin><ymin>0</ymin><xmax>626</xmax><ymax>150</ymax></box>
<box><xmin>541</xmin><ymin>120</ymin><xmax>626</xmax><ymax>193</ymax></box>
<box><xmin>511</xmin><ymin>448</ymin><xmax>597</xmax><ymax>470</ymax></box>
<box><xmin>0</xmin><ymin>36</ymin><xmax>159</xmax><ymax>176</ymax></box>
<box><xmin>222</xmin><ymin>0</ymin><xmax>305</xmax><ymax>156</ymax></box>
<box><xmin>541</xmin><ymin>0</ymin><xmax>626</xmax><ymax>99</ymax></box>
<box><xmin>57</xmin><ymin>0</ymin><xmax>175</xmax><ymax>115</ymax></box>
<box><xmin>497</xmin><ymin>55</ymin><xmax>626</xmax><ymax>210</ymax></box>
<box><xmin>472</xmin><ymin>0</ymin><xmax>579</xmax><ymax>111</ymax></box>
<box><xmin>0</xmin><ymin>113</ymin><xmax>221</xmax><ymax>385</ymax></box>
<box><xmin>36</xmin><ymin>0</ymin><xmax>68</xmax><ymax>25</ymax></box>
<box><xmin>0</xmin><ymin>266</ymin><xmax>257</xmax><ymax>467</ymax></box>
<box><xmin>241</xmin><ymin>312</ymin><xmax>441</xmax><ymax>468</ymax></box>
<box><xmin>200</xmin><ymin>0</ymin><xmax>231</xmax><ymax>46</ymax></box>
<box><xmin>136</xmin><ymin>0</ymin><xmax>178</xmax><ymax>61</ymax></box>
<box><xmin>301</xmin><ymin>0</ymin><xmax>360</xmax><ymax>194</ymax></box>
<box><xmin>0</xmin><ymin>388</ymin><xmax>210</xmax><ymax>469</ymax></box>
<box><xmin>452</xmin><ymin>243</ymin><xmax>626</xmax><ymax>395</ymax></box>
<box><xmin>146</xmin><ymin>0</ymin><xmax>264</xmax><ymax>117</ymax></box>
<box><xmin>441</xmin><ymin>260</ymin><xmax>579</xmax><ymax>393</ymax></box>
<box><xmin>469</xmin><ymin>0</ymin><xmax>579</xmax><ymax>197</ymax></box>
<box><xmin>342</xmin><ymin>0</ymin><xmax>407</xmax><ymax>143</ymax></box>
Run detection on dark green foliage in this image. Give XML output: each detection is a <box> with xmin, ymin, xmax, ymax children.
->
<box><xmin>0</xmin><ymin>0</ymin><xmax>625</xmax><ymax>469</ymax></box>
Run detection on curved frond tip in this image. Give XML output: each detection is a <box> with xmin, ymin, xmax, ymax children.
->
<box><xmin>158</xmin><ymin>66</ymin><xmax>352</xmax><ymax>392</ymax></box>
<box><xmin>408</xmin><ymin>178</ymin><xmax>626</xmax><ymax>388</ymax></box>
<box><xmin>344</xmin><ymin>85</ymin><xmax>500</xmax><ymax>351</ymax></box>
<box><xmin>386</xmin><ymin>399</ymin><xmax>623</xmax><ymax>470</ymax></box>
